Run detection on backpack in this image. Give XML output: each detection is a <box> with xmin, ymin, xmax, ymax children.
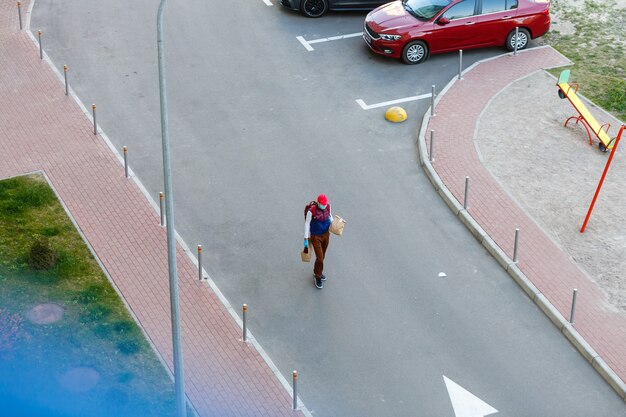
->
<box><xmin>304</xmin><ymin>201</ymin><xmax>317</xmax><ymax>219</ymax></box>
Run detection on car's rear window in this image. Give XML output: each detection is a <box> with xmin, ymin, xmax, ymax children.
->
<box><xmin>481</xmin><ymin>0</ymin><xmax>517</xmax><ymax>13</ymax></box>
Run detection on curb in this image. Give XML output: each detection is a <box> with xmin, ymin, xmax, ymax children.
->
<box><xmin>416</xmin><ymin>46</ymin><xmax>626</xmax><ymax>402</ymax></box>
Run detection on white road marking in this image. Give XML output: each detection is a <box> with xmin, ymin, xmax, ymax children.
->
<box><xmin>355</xmin><ymin>93</ymin><xmax>431</xmax><ymax>110</ymax></box>
<box><xmin>262</xmin><ymin>0</ymin><xmax>273</xmax><ymax>5</ymax></box>
<box><xmin>438</xmin><ymin>272</ymin><xmax>447</xmax><ymax>277</ymax></box>
<box><xmin>444</xmin><ymin>376</ymin><xmax>498</xmax><ymax>417</ymax></box>
<box><xmin>297</xmin><ymin>36</ymin><xmax>314</xmax><ymax>52</ymax></box>
<box><xmin>297</xmin><ymin>32</ymin><xmax>363</xmax><ymax>51</ymax></box>
<box><xmin>308</xmin><ymin>32</ymin><xmax>363</xmax><ymax>44</ymax></box>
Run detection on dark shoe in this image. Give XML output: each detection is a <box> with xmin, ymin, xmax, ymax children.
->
<box><xmin>314</xmin><ymin>276</ymin><xmax>323</xmax><ymax>289</ymax></box>
<box><xmin>320</xmin><ymin>273</ymin><xmax>327</xmax><ymax>281</ymax></box>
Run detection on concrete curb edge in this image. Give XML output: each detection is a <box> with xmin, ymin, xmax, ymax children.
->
<box><xmin>415</xmin><ymin>46</ymin><xmax>626</xmax><ymax>401</ymax></box>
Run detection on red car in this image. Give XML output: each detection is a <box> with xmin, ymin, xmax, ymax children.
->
<box><xmin>364</xmin><ymin>0</ymin><xmax>550</xmax><ymax>64</ymax></box>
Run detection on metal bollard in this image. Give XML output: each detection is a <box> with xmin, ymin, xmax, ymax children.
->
<box><xmin>570</xmin><ymin>289</ymin><xmax>578</xmax><ymax>324</ymax></box>
<box><xmin>292</xmin><ymin>371</ymin><xmax>298</xmax><ymax>410</ymax></box>
<box><xmin>92</xmin><ymin>104</ymin><xmax>97</xmax><ymax>135</ymax></box>
<box><xmin>514</xmin><ymin>27</ymin><xmax>519</xmax><ymax>55</ymax></box>
<box><xmin>197</xmin><ymin>245</ymin><xmax>203</xmax><ymax>280</ymax></box>
<box><xmin>463</xmin><ymin>176</ymin><xmax>470</xmax><ymax>209</ymax></box>
<box><xmin>242</xmin><ymin>304</ymin><xmax>247</xmax><ymax>341</ymax></box>
<box><xmin>123</xmin><ymin>146</ymin><xmax>128</xmax><ymax>178</ymax></box>
<box><xmin>429</xmin><ymin>130</ymin><xmax>435</xmax><ymax>162</ymax></box>
<box><xmin>63</xmin><ymin>65</ymin><xmax>69</xmax><ymax>96</ymax></box>
<box><xmin>17</xmin><ymin>2</ymin><xmax>22</xmax><ymax>30</ymax></box>
<box><xmin>458</xmin><ymin>49</ymin><xmax>463</xmax><ymax>80</ymax></box>
<box><xmin>159</xmin><ymin>192</ymin><xmax>165</xmax><ymax>226</ymax></box>
<box><xmin>513</xmin><ymin>228</ymin><xmax>520</xmax><ymax>263</ymax></box>
<box><xmin>430</xmin><ymin>85</ymin><xmax>436</xmax><ymax>117</ymax></box>
<box><xmin>38</xmin><ymin>30</ymin><xmax>43</xmax><ymax>59</ymax></box>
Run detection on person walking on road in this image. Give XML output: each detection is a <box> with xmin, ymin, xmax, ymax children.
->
<box><xmin>304</xmin><ymin>194</ymin><xmax>333</xmax><ymax>289</ymax></box>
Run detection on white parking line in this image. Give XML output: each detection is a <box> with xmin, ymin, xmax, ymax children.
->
<box><xmin>355</xmin><ymin>93</ymin><xmax>431</xmax><ymax>110</ymax></box>
<box><xmin>297</xmin><ymin>36</ymin><xmax>314</xmax><ymax>52</ymax></box>
<box><xmin>297</xmin><ymin>32</ymin><xmax>363</xmax><ymax>51</ymax></box>
<box><xmin>262</xmin><ymin>0</ymin><xmax>273</xmax><ymax>5</ymax></box>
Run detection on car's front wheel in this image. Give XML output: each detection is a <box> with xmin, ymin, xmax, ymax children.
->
<box><xmin>301</xmin><ymin>0</ymin><xmax>328</xmax><ymax>17</ymax></box>
<box><xmin>506</xmin><ymin>28</ymin><xmax>530</xmax><ymax>51</ymax></box>
<box><xmin>402</xmin><ymin>40</ymin><xmax>428</xmax><ymax>65</ymax></box>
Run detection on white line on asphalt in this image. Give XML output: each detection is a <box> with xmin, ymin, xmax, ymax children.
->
<box><xmin>297</xmin><ymin>32</ymin><xmax>363</xmax><ymax>51</ymax></box>
<box><xmin>297</xmin><ymin>36</ymin><xmax>314</xmax><ymax>52</ymax></box>
<box><xmin>355</xmin><ymin>93</ymin><xmax>431</xmax><ymax>110</ymax></box>
<box><xmin>262</xmin><ymin>0</ymin><xmax>273</xmax><ymax>6</ymax></box>
<box><xmin>308</xmin><ymin>32</ymin><xmax>363</xmax><ymax>44</ymax></box>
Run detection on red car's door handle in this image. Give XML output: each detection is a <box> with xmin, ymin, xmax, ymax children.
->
<box><xmin>501</xmin><ymin>15</ymin><xmax>512</xmax><ymax>19</ymax></box>
<box><xmin>465</xmin><ymin>21</ymin><xmax>475</xmax><ymax>25</ymax></box>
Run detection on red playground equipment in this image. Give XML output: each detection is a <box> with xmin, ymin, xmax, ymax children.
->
<box><xmin>557</xmin><ymin>70</ymin><xmax>617</xmax><ymax>152</ymax></box>
<box><xmin>581</xmin><ymin>124</ymin><xmax>626</xmax><ymax>233</ymax></box>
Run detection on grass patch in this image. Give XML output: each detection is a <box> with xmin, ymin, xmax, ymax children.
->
<box><xmin>543</xmin><ymin>0</ymin><xmax>626</xmax><ymax>121</ymax></box>
<box><xmin>0</xmin><ymin>174</ymin><xmax>180</xmax><ymax>417</ymax></box>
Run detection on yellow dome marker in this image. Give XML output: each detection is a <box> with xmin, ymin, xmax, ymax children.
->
<box><xmin>385</xmin><ymin>106</ymin><xmax>407</xmax><ymax>123</ymax></box>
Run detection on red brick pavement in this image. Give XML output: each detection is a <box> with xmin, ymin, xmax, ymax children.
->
<box><xmin>0</xmin><ymin>1</ymin><xmax>305</xmax><ymax>416</ymax></box>
<box><xmin>426</xmin><ymin>47</ymin><xmax>626</xmax><ymax>384</ymax></box>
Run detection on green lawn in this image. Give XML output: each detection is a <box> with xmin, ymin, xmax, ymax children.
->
<box><xmin>542</xmin><ymin>0</ymin><xmax>626</xmax><ymax>122</ymax></box>
<box><xmin>0</xmin><ymin>174</ymin><xmax>179</xmax><ymax>417</ymax></box>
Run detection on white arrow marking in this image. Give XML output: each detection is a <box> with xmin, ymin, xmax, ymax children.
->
<box><xmin>444</xmin><ymin>376</ymin><xmax>498</xmax><ymax>417</ymax></box>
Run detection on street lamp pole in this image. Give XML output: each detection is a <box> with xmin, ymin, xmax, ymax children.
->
<box><xmin>157</xmin><ymin>2</ymin><xmax>186</xmax><ymax>417</ymax></box>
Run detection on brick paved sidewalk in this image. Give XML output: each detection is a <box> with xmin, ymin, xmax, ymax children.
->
<box><xmin>0</xmin><ymin>1</ymin><xmax>306</xmax><ymax>416</ymax></box>
<box><xmin>424</xmin><ymin>47</ymin><xmax>626</xmax><ymax>396</ymax></box>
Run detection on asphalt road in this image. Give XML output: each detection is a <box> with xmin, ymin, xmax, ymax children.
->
<box><xmin>32</xmin><ymin>0</ymin><xmax>626</xmax><ymax>416</ymax></box>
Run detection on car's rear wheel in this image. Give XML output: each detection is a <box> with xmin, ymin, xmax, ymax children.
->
<box><xmin>506</xmin><ymin>28</ymin><xmax>530</xmax><ymax>51</ymax></box>
<box><xmin>402</xmin><ymin>40</ymin><xmax>428</xmax><ymax>65</ymax></box>
<box><xmin>301</xmin><ymin>0</ymin><xmax>328</xmax><ymax>17</ymax></box>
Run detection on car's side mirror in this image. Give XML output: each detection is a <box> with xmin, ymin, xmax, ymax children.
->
<box><xmin>437</xmin><ymin>16</ymin><xmax>450</xmax><ymax>25</ymax></box>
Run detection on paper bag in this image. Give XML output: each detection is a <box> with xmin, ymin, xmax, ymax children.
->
<box><xmin>301</xmin><ymin>248</ymin><xmax>311</xmax><ymax>262</ymax></box>
<box><xmin>330</xmin><ymin>215</ymin><xmax>346</xmax><ymax>236</ymax></box>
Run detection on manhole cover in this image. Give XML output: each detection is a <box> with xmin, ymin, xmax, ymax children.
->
<box><xmin>59</xmin><ymin>367</ymin><xmax>100</xmax><ymax>392</ymax></box>
<box><xmin>26</xmin><ymin>303</ymin><xmax>65</xmax><ymax>324</ymax></box>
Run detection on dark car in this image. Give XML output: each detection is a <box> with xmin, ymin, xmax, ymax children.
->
<box><xmin>363</xmin><ymin>0</ymin><xmax>550</xmax><ymax>64</ymax></box>
<box><xmin>280</xmin><ymin>0</ymin><xmax>389</xmax><ymax>17</ymax></box>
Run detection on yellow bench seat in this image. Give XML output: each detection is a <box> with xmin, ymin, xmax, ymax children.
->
<box><xmin>557</xmin><ymin>70</ymin><xmax>614</xmax><ymax>151</ymax></box>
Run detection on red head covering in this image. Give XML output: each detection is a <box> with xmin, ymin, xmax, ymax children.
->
<box><xmin>317</xmin><ymin>194</ymin><xmax>328</xmax><ymax>206</ymax></box>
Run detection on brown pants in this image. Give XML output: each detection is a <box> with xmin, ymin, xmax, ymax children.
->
<box><xmin>309</xmin><ymin>231</ymin><xmax>330</xmax><ymax>277</ymax></box>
